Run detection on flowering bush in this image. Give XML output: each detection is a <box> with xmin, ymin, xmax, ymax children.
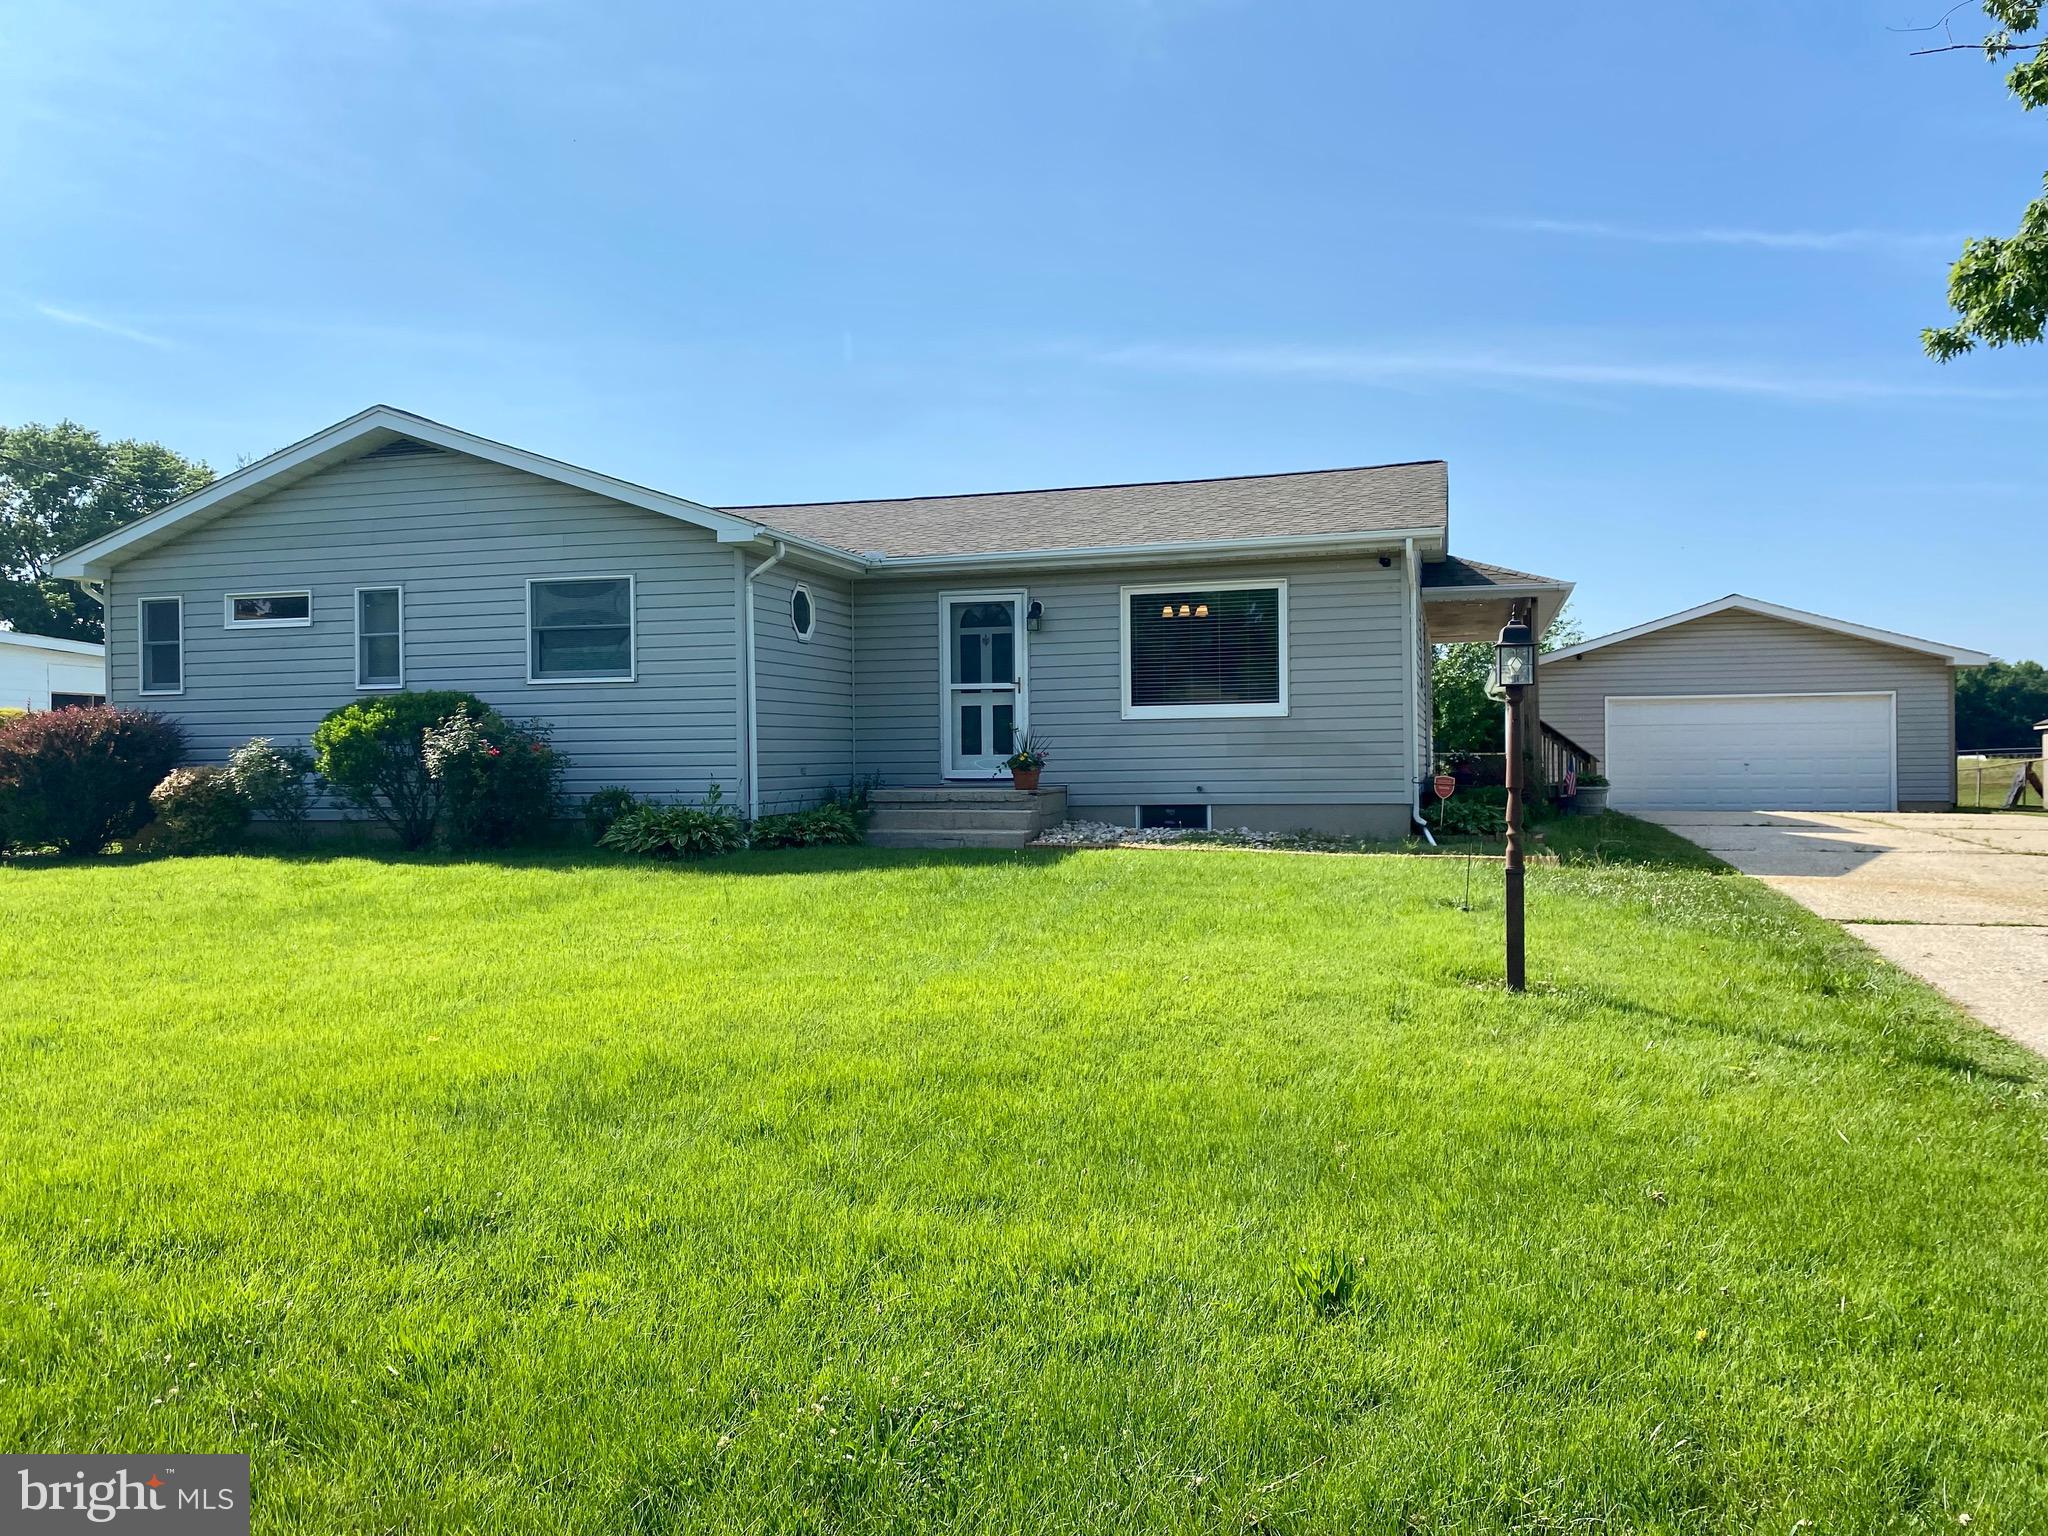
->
<box><xmin>599</xmin><ymin>784</ymin><xmax>745</xmax><ymax>859</ymax></box>
<box><xmin>422</xmin><ymin>708</ymin><xmax>567</xmax><ymax>849</ymax></box>
<box><xmin>148</xmin><ymin>766</ymin><xmax>250</xmax><ymax>853</ymax></box>
<box><xmin>0</xmin><ymin>706</ymin><xmax>186</xmax><ymax>855</ymax></box>
<box><xmin>311</xmin><ymin>691</ymin><xmax>495</xmax><ymax>849</ymax></box>
<box><xmin>227</xmin><ymin>737</ymin><xmax>321</xmax><ymax>847</ymax></box>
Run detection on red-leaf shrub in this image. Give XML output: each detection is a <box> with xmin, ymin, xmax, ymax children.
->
<box><xmin>0</xmin><ymin>706</ymin><xmax>186</xmax><ymax>855</ymax></box>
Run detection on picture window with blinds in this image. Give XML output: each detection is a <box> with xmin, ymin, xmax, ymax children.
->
<box><xmin>1120</xmin><ymin>580</ymin><xmax>1288</xmax><ymax>719</ymax></box>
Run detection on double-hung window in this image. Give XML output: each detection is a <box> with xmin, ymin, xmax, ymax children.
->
<box><xmin>1120</xmin><ymin>580</ymin><xmax>1288</xmax><ymax>719</ymax></box>
<box><xmin>527</xmin><ymin>576</ymin><xmax>635</xmax><ymax>683</ymax></box>
<box><xmin>139</xmin><ymin>597</ymin><xmax>184</xmax><ymax>696</ymax></box>
<box><xmin>356</xmin><ymin>586</ymin><xmax>404</xmax><ymax>689</ymax></box>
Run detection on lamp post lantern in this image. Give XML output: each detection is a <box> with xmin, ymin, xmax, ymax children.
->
<box><xmin>1492</xmin><ymin>617</ymin><xmax>1537</xmax><ymax>992</ymax></box>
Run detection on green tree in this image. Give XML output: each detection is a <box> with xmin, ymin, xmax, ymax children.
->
<box><xmin>0</xmin><ymin>421</ymin><xmax>212</xmax><ymax>642</ymax></box>
<box><xmin>1432</xmin><ymin>603</ymin><xmax>1584</xmax><ymax>756</ymax></box>
<box><xmin>1956</xmin><ymin>658</ymin><xmax>2048</xmax><ymax>748</ymax></box>
<box><xmin>1922</xmin><ymin>2</ymin><xmax>2048</xmax><ymax>359</ymax></box>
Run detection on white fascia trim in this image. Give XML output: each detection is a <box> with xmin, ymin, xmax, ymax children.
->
<box><xmin>1542</xmin><ymin>594</ymin><xmax>1992</xmax><ymax>667</ymax></box>
<box><xmin>0</xmin><ymin>630</ymin><xmax>104</xmax><ymax>657</ymax></box>
<box><xmin>1422</xmin><ymin>580</ymin><xmax>1576</xmax><ymax>602</ymax></box>
<box><xmin>51</xmin><ymin>405</ymin><xmax>772</xmax><ymax>578</ymax></box>
<box><xmin>872</xmin><ymin>527</ymin><xmax>1446</xmax><ymax>576</ymax></box>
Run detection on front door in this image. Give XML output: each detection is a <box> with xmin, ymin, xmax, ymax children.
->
<box><xmin>942</xmin><ymin>592</ymin><xmax>1027</xmax><ymax>777</ymax></box>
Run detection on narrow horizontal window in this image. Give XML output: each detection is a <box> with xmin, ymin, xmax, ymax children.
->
<box><xmin>49</xmin><ymin>692</ymin><xmax>105</xmax><ymax>710</ymax></box>
<box><xmin>139</xmin><ymin>596</ymin><xmax>183</xmax><ymax>695</ymax></box>
<box><xmin>225</xmin><ymin>591</ymin><xmax>312</xmax><ymax>627</ymax></box>
<box><xmin>1138</xmin><ymin>803</ymin><xmax>1211</xmax><ymax>830</ymax></box>
<box><xmin>356</xmin><ymin>586</ymin><xmax>403</xmax><ymax>689</ymax></box>
<box><xmin>529</xmin><ymin>576</ymin><xmax>634</xmax><ymax>683</ymax></box>
<box><xmin>1121</xmin><ymin>581</ymin><xmax>1287</xmax><ymax>719</ymax></box>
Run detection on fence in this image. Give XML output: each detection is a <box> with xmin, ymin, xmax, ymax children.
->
<box><xmin>1957</xmin><ymin>750</ymin><xmax>2044</xmax><ymax>810</ymax></box>
<box><xmin>1438</xmin><ymin>725</ymin><xmax>1600</xmax><ymax>794</ymax></box>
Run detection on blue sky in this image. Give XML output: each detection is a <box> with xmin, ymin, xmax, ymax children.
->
<box><xmin>2</xmin><ymin>0</ymin><xmax>2042</xmax><ymax>658</ymax></box>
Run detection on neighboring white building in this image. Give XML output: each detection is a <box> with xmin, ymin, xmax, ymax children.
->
<box><xmin>0</xmin><ymin>629</ymin><xmax>107</xmax><ymax>712</ymax></box>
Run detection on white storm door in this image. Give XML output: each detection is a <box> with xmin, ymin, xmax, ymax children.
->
<box><xmin>942</xmin><ymin>592</ymin><xmax>1027</xmax><ymax>777</ymax></box>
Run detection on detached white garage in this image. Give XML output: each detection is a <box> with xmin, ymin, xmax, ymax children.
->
<box><xmin>1540</xmin><ymin>597</ymin><xmax>1990</xmax><ymax>813</ymax></box>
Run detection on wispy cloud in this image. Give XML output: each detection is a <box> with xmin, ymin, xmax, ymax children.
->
<box><xmin>33</xmin><ymin>302</ymin><xmax>174</xmax><ymax>349</ymax></box>
<box><xmin>1073</xmin><ymin>341</ymin><xmax>2031</xmax><ymax>403</ymax></box>
<box><xmin>1490</xmin><ymin>216</ymin><xmax>1965</xmax><ymax>255</ymax></box>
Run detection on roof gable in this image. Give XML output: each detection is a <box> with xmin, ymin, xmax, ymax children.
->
<box><xmin>49</xmin><ymin>406</ymin><xmax>822</xmax><ymax>579</ymax></box>
<box><xmin>1541</xmin><ymin>594</ymin><xmax>1991</xmax><ymax>667</ymax></box>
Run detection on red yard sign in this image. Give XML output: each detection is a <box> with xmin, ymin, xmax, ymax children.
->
<box><xmin>1432</xmin><ymin>774</ymin><xmax>1456</xmax><ymax>801</ymax></box>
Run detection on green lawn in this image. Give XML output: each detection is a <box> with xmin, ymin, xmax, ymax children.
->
<box><xmin>3</xmin><ymin>835</ymin><xmax>2046</xmax><ymax>1533</ymax></box>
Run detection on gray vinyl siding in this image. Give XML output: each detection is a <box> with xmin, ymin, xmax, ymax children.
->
<box><xmin>104</xmin><ymin>448</ymin><xmax>743</xmax><ymax>807</ymax></box>
<box><xmin>1539</xmin><ymin>609</ymin><xmax>1957</xmax><ymax>806</ymax></box>
<box><xmin>748</xmin><ymin>561</ymin><xmax>856</xmax><ymax>811</ymax></box>
<box><xmin>851</xmin><ymin>556</ymin><xmax>1410</xmax><ymax>809</ymax></box>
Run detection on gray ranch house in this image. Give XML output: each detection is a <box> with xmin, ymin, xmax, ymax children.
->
<box><xmin>53</xmin><ymin>406</ymin><xmax>1569</xmax><ymax>839</ymax></box>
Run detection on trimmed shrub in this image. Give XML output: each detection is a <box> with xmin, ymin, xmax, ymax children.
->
<box><xmin>422</xmin><ymin>709</ymin><xmax>568</xmax><ymax>849</ymax></box>
<box><xmin>749</xmin><ymin>801</ymin><xmax>863</xmax><ymax>848</ymax></box>
<box><xmin>227</xmin><ymin>737</ymin><xmax>321</xmax><ymax>848</ymax></box>
<box><xmin>148</xmin><ymin>766</ymin><xmax>250</xmax><ymax>853</ymax></box>
<box><xmin>311</xmin><ymin>691</ymin><xmax>496</xmax><ymax>850</ymax></box>
<box><xmin>582</xmin><ymin>785</ymin><xmax>640</xmax><ymax>842</ymax></box>
<box><xmin>0</xmin><ymin>706</ymin><xmax>185</xmax><ymax>855</ymax></box>
<box><xmin>600</xmin><ymin>785</ymin><xmax>746</xmax><ymax>860</ymax></box>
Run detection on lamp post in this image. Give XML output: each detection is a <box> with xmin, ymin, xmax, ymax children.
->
<box><xmin>1492</xmin><ymin>616</ymin><xmax>1538</xmax><ymax>991</ymax></box>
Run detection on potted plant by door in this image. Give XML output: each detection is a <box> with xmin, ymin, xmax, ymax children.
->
<box><xmin>1574</xmin><ymin>773</ymin><xmax>1610</xmax><ymax>815</ymax></box>
<box><xmin>1005</xmin><ymin>734</ymin><xmax>1049</xmax><ymax>792</ymax></box>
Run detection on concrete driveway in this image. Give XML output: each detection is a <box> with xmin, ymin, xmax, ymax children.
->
<box><xmin>1641</xmin><ymin>811</ymin><xmax>2048</xmax><ymax>1054</ymax></box>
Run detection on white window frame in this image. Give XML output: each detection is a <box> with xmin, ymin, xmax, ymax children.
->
<box><xmin>525</xmin><ymin>574</ymin><xmax>636</xmax><ymax>685</ymax></box>
<box><xmin>222</xmin><ymin>589</ymin><xmax>313</xmax><ymax>628</ymax></box>
<box><xmin>1119</xmin><ymin>578</ymin><xmax>1289</xmax><ymax>720</ymax></box>
<box><xmin>354</xmin><ymin>585</ymin><xmax>405</xmax><ymax>691</ymax></box>
<box><xmin>790</xmin><ymin>582</ymin><xmax>817</xmax><ymax>643</ymax></box>
<box><xmin>137</xmin><ymin>595</ymin><xmax>185</xmax><ymax>697</ymax></box>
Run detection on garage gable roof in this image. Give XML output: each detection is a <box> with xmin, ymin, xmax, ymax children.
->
<box><xmin>1541</xmin><ymin>594</ymin><xmax>1992</xmax><ymax>667</ymax></box>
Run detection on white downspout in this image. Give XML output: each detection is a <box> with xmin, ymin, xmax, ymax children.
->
<box><xmin>742</xmin><ymin>540</ymin><xmax>787</xmax><ymax>820</ymax></box>
<box><xmin>1405</xmin><ymin>537</ymin><xmax>1436</xmax><ymax>845</ymax></box>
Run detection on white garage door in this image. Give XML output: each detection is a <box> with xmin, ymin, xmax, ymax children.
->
<box><xmin>1605</xmin><ymin>693</ymin><xmax>1895</xmax><ymax>811</ymax></box>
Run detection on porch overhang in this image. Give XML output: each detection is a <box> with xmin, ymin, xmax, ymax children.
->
<box><xmin>1420</xmin><ymin>556</ymin><xmax>1574</xmax><ymax>644</ymax></box>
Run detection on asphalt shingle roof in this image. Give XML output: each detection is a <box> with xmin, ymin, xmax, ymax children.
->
<box><xmin>1420</xmin><ymin>556</ymin><xmax>1570</xmax><ymax>590</ymax></box>
<box><xmin>727</xmin><ymin>460</ymin><xmax>1448</xmax><ymax>559</ymax></box>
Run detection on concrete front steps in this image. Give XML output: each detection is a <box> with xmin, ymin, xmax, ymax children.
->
<box><xmin>865</xmin><ymin>785</ymin><xmax>1068</xmax><ymax>849</ymax></box>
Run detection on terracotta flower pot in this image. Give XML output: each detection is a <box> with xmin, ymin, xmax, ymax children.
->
<box><xmin>1010</xmin><ymin>767</ymin><xmax>1042</xmax><ymax>792</ymax></box>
